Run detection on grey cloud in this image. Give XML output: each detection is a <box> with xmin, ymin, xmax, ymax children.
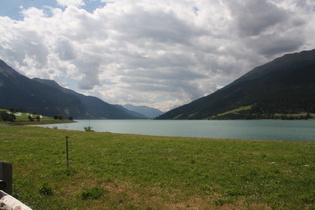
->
<box><xmin>0</xmin><ymin>28</ymin><xmax>50</xmax><ymax>81</ymax></box>
<box><xmin>74</xmin><ymin>58</ymin><xmax>101</xmax><ymax>89</ymax></box>
<box><xmin>0</xmin><ymin>0</ymin><xmax>314</xmax><ymax>111</ymax></box>
<box><xmin>294</xmin><ymin>0</ymin><xmax>315</xmax><ymax>11</ymax></box>
<box><xmin>252</xmin><ymin>34</ymin><xmax>304</xmax><ymax>57</ymax></box>
<box><xmin>24</xmin><ymin>32</ymin><xmax>49</xmax><ymax>67</ymax></box>
<box><xmin>227</xmin><ymin>0</ymin><xmax>289</xmax><ymax>37</ymax></box>
<box><xmin>118</xmin><ymin>65</ymin><xmax>212</xmax><ymax>104</ymax></box>
<box><xmin>78</xmin><ymin>74</ymin><xmax>100</xmax><ymax>89</ymax></box>
<box><xmin>120</xmin><ymin>66</ymin><xmax>205</xmax><ymax>84</ymax></box>
<box><xmin>112</xmin><ymin>6</ymin><xmax>203</xmax><ymax>45</ymax></box>
<box><xmin>4</xmin><ymin>30</ymin><xmax>49</xmax><ymax>68</ymax></box>
<box><xmin>120</xmin><ymin>51</ymin><xmax>197</xmax><ymax>71</ymax></box>
<box><xmin>55</xmin><ymin>38</ymin><xmax>76</xmax><ymax>60</ymax></box>
<box><xmin>225</xmin><ymin>0</ymin><xmax>307</xmax><ymax>58</ymax></box>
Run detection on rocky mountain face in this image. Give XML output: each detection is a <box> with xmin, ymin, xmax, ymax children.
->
<box><xmin>157</xmin><ymin>49</ymin><xmax>315</xmax><ymax>119</ymax></box>
<box><xmin>0</xmin><ymin>60</ymin><xmax>144</xmax><ymax>119</ymax></box>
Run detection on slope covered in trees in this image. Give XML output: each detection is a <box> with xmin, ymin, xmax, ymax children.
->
<box><xmin>0</xmin><ymin>60</ymin><xmax>144</xmax><ymax>119</ymax></box>
<box><xmin>157</xmin><ymin>49</ymin><xmax>315</xmax><ymax>120</ymax></box>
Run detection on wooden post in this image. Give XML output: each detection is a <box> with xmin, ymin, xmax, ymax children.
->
<box><xmin>66</xmin><ymin>136</ymin><xmax>69</xmax><ymax>168</ymax></box>
<box><xmin>0</xmin><ymin>161</ymin><xmax>12</xmax><ymax>195</ymax></box>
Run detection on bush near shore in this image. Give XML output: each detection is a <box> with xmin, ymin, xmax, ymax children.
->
<box><xmin>0</xmin><ymin>126</ymin><xmax>314</xmax><ymax>209</ymax></box>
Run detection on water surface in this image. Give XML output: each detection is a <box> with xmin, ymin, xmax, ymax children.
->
<box><xmin>34</xmin><ymin>120</ymin><xmax>315</xmax><ymax>142</ymax></box>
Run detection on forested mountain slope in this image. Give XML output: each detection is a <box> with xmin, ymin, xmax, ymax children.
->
<box><xmin>0</xmin><ymin>60</ymin><xmax>143</xmax><ymax>119</ymax></box>
<box><xmin>157</xmin><ymin>49</ymin><xmax>315</xmax><ymax>120</ymax></box>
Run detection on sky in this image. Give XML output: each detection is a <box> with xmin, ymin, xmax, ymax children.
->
<box><xmin>0</xmin><ymin>0</ymin><xmax>315</xmax><ymax>111</ymax></box>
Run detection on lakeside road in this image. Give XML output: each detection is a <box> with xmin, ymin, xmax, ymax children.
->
<box><xmin>0</xmin><ymin>125</ymin><xmax>314</xmax><ymax>209</ymax></box>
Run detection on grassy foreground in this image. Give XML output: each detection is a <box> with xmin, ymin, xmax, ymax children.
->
<box><xmin>0</xmin><ymin>126</ymin><xmax>314</xmax><ymax>209</ymax></box>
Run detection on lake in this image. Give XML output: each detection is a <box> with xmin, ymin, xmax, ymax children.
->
<box><xmin>34</xmin><ymin>120</ymin><xmax>315</xmax><ymax>142</ymax></box>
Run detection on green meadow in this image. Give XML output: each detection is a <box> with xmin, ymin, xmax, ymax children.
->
<box><xmin>0</xmin><ymin>125</ymin><xmax>314</xmax><ymax>209</ymax></box>
<box><xmin>0</xmin><ymin>108</ymin><xmax>73</xmax><ymax>125</ymax></box>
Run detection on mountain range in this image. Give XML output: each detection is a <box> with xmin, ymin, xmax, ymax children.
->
<box><xmin>157</xmin><ymin>49</ymin><xmax>315</xmax><ymax>119</ymax></box>
<box><xmin>123</xmin><ymin>104</ymin><xmax>164</xmax><ymax>119</ymax></box>
<box><xmin>1</xmin><ymin>49</ymin><xmax>314</xmax><ymax>120</ymax></box>
<box><xmin>0</xmin><ymin>60</ymin><xmax>159</xmax><ymax>119</ymax></box>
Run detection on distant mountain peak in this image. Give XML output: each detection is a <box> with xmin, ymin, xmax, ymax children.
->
<box><xmin>123</xmin><ymin>104</ymin><xmax>164</xmax><ymax>118</ymax></box>
<box><xmin>0</xmin><ymin>59</ymin><xmax>23</xmax><ymax>78</ymax></box>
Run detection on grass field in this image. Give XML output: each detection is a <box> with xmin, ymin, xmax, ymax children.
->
<box><xmin>0</xmin><ymin>125</ymin><xmax>314</xmax><ymax>209</ymax></box>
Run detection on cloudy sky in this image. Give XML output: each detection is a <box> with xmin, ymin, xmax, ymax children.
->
<box><xmin>0</xmin><ymin>0</ymin><xmax>314</xmax><ymax>111</ymax></box>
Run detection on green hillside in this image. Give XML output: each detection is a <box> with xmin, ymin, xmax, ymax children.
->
<box><xmin>0</xmin><ymin>108</ymin><xmax>71</xmax><ymax>125</ymax></box>
<box><xmin>0</xmin><ymin>60</ymin><xmax>144</xmax><ymax>119</ymax></box>
<box><xmin>157</xmin><ymin>49</ymin><xmax>315</xmax><ymax>120</ymax></box>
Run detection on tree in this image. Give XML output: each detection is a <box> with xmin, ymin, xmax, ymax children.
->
<box><xmin>0</xmin><ymin>111</ymin><xmax>16</xmax><ymax>122</ymax></box>
<box><xmin>84</xmin><ymin>126</ymin><xmax>94</xmax><ymax>132</ymax></box>
<box><xmin>28</xmin><ymin>115</ymin><xmax>34</xmax><ymax>121</ymax></box>
<box><xmin>54</xmin><ymin>114</ymin><xmax>63</xmax><ymax>120</ymax></box>
<box><xmin>36</xmin><ymin>116</ymin><xmax>41</xmax><ymax>121</ymax></box>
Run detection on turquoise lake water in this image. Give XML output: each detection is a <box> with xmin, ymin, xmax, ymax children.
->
<box><xmin>34</xmin><ymin>120</ymin><xmax>315</xmax><ymax>142</ymax></box>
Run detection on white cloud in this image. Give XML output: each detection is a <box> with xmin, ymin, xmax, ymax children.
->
<box><xmin>0</xmin><ymin>0</ymin><xmax>314</xmax><ymax>111</ymax></box>
<box><xmin>56</xmin><ymin>0</ymin><xmax>85</xmax><ymax>7</ymax></box>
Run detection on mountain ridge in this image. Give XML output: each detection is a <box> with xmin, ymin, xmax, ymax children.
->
<box><xmin>0</xmin><ymin>60</ymin><xmax>145</xmax><ymax>119</ymax></box>
<box><xmin>123</xmin><ymin>104</ymin><xmax>164</xmax><ymax>119</ymax></box>
<box><xmin>157</xmin><ymin>49</ymin><xmax>315</xmax><ymax>120</ymax></box>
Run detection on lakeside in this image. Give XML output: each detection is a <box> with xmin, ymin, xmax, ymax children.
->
<box><xmin>33</xmin><ymin>119</ymin><xmax>315</xmax><ymax>142</ymax></box>
<box><xmin>0</xmin><ymin>125</ymin><xmax>314</xmax><ymax>209</ymax></box>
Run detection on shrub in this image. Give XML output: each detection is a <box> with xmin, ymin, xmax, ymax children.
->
<box><xmin>28</xmin><ymin>115</ymin><xmax>34</xmax><ymax>121</ymax></box>
<box><xmin>0</xmin><ymin>111</ymin><xmax>16</xmax><ymax>122</ymax></box>
<box><xmin>54</xmin><ymin>114</ymin><xmax>63</xmax><ymax>120</ymax></box>
<box><xmin>38</xmin><ymin>182</ymin><xmax>53</xmax><ymax>196</ymax></box>
<box><xmin>84</xmin><ymin>126</ymin><xmax>94</xmax><ymax>132</ymax></box>
<box><xmin>79</xmin><ymin>187</ymin><xmax>104</xmax><ymax>200</ymax></box>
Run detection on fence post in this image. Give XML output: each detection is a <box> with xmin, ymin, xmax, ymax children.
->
<box><xmin>0</xmin><ymin>161</ymin><xmax>12</xmax><ymax>195</ymax></box>
<box><xmin>66</xmin><ymin>136</ymin><xmax>69</xmax><ymax>168</ymax></box>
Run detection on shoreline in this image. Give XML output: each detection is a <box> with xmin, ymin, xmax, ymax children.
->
<box><xmin>29</xmin><ymin>119</ymin><xmax>315</xmax><ymax>142</ymax></box>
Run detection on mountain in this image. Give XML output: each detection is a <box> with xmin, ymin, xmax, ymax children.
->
<box><xmin>123</xmin><ymin>104</ymin><xmax>164</xmax><ymax>118</ymax></box>
<box><xmin>0</xmin><ymin>60</ymin><xmax>144</xmax><ymax>119</ymax></box>
<box><xmin>157</xmin><ymin>49</ymin><xmax>315</xmax><ymax>120</ymax></box>
<box><xmin>114</xmin><ymin>104</ymin><xmax>150</xmax><ymax>119</ymax></box>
